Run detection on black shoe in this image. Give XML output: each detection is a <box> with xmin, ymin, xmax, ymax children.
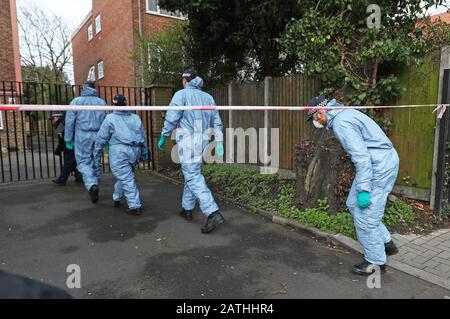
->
<box><xmin>352</xmin><ymin>261</ymin><xmax>386</xmax><ymax>276</ymax></box>
<box><xmin>113</xmin><ymin>201</ymin><xmax>121</xmax><ymax>208</ymax></box>
<box><xmin>89</xmin><ymin>185</ymin><xmax>99</xmax><ymax>204</ymax></box>
<box><xmin>180</xmin><ymin>209</ymin><xmax>193</xmax><ymax>221</ymax></box>
<box><xmin>127</xmin><ymin>207</ymin><xmax>143</xmax><ymax>216</ymax></box>
<box><xmin>201</xmin><ymin>211</ymin><xmax>225</xmax><ymax>234</ymax></box>
<box><xmin>75</xmin><ymin>179</ymin><xmax>83</xmax><ymax>184</ymax></box>
<box><xmin>385</xmin><ymin>240</ymin><xmax>399</xmax><ymax>256</ymax></box>
<box><xmin>52</xmin><ymin>179</ymin><xmax>66</xmax><ymax>186</ymax></box>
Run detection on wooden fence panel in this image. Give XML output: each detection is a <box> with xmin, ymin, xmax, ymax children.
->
<box><xmin>209</xmin><ymin>75</ymin><xmax>319</xmax><ymax>170</ymax></box>
<box><xmin>386</xmin><ymin>55</ymin><xmax>440</xmax><ymax>189</ymax></box>
<box><xmin>273</xmin><ymin>75</ymin><xmax>320</xmax><ymax>170</ymax></box>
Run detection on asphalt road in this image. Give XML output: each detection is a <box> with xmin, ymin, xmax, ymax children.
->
<box><xmin>0</xmin><ymin>172</ymin><xmax>449</xmax><ymax>299</ymax></box>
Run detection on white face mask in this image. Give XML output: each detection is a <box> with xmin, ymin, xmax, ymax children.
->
<box><xmin>313</xmin><ymin>120</ymin><xmax>325</xmax><ymax>129</ymax></box>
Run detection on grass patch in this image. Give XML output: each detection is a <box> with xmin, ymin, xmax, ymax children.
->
<box><xmin>160</xmin><ymin>164</ymin><xmax>445</xmax><ymax>239</ymax></box>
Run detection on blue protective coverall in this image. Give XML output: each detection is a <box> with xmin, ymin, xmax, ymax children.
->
<box><xmin>94</xmin><ymin>111</ymin><xmax>149</xmax><ymax>210</ymax></box>
<box><xmin>326</xmin><ymin>99</ymin><xmax>400</xmax><ymax>265</ymax></box>
<box><xmin>161</xmin><ymin>77</ymin><xmax>223</xmax><ymax>216</ymax></box>
<box><xmin>65</xmin><ymin>86</ymin><xmax>107</xmax><ymax>191</ymax></box>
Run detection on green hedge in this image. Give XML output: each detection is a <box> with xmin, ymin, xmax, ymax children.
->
<box><xmin>166</xmin><ymin>164</ymin><xmax>430</xmax><ymax>239</ymax></box>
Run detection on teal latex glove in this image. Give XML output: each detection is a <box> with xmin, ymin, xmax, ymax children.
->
<box><xmin>66</xmin><ymin>141</ymin><xmax>74</xmax><ymax>150</ymax></box>
<box><xmin>357</xmin><ymin>192</ymin><xmax>371</xmax><ymax>209</ymax></box>
<box><xmin>158</xmin><ymin>135</ymin><xmax>167</xmax><ymax>151</ymax></box>
<box><xmin>217</xmin><ymin>142</ymin><xmax>224</xmax><ymax>157</ymax></box>
<box><xmin>141</xmin><ymin>153</ymin><xmax>149</xmax><ymax>161</ymax></box>
<box><xmin>104</xmin><ymin>143</ymin><xmax>109</xmax><ymax>152</ymax></box>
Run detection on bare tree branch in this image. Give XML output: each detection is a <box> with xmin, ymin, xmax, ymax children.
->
<box><xmin>18</xmin><ymin>3</ymin><xmax>73</xmax><ymax>83</ymax></box>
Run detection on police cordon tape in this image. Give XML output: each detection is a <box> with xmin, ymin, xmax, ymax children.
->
<box><xmin>0</xmin><ymin>103</ymin><xmax>448</xmax><ymax>119</ymax></box>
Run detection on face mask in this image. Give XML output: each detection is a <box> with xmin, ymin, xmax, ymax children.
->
<box><xmin>313</xmin><ymin>120</ymin><xmax>325</xmax><ymax>129</ymax></box>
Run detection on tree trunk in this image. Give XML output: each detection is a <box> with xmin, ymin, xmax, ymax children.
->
<box><xmin>294</xmin><ymin>128</ymin><xmax>355</xmax><ymax>213</ymax></box>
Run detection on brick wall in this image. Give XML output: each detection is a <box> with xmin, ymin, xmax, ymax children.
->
<box><xmin>136</xmin><ymin>0</ymin><xmax>176</xmax><ymax>35</ymax></box>
<box><xmin>72</xmin><ymin>0</ymin><xmax>178</xmax><ymax>88</ymax></box>
<box><xmin>132</xmin><ymin>0</ymin><xmax>181</xmax><ymax>89</ymax></box>
<box><xmin>0</xmin><ymin>110</ymin><xmax>26</xmax><ymax>152</ymax></box>
<box><xmin>0</xmin><ymin>0</ymin><xmax>15</xmax><ymax>82</ymax></box>
<box><xmin>0</xmin><ymin>0</ymin><xmax>24</xmax><ymax>151</ymax></box>
<box><xmin>0</xmin><ymin>0</ymin><xmax>21</xmax><ymax>82</ymax></box>
<box><xmin>72</xmin><ymin>0</ymin><xmax>136</xmax><ymax>87</ymax></box>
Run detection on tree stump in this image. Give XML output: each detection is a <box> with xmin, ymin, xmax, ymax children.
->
<box><xmin>294</xmin><ymin>128</ymin><xmax>355</xmax><ymax>213</ymax></box>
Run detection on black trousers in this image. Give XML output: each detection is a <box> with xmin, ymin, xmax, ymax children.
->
<box><xmin>55</xmin><ymin>149</ymin><xmax>83</xmax><ymax>183</ymax></box>
<box><xmin>0</xmin><ymin>270</ymin><xmax>72</xmax><ymax>299</ymax></box>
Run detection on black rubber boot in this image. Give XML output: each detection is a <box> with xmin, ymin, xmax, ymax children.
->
<box><xmin>385</xmin><ymin>240</ymin><xmax>399</xmax><ymax>256</ymax></box>
<box><xmin>113</xmin><ymin>201</ymin><xmax>121</xmax><ymax>208</ymax></box>
<box><xmin>201</xmin><ymin>211</ymin><xmax>225</xmax><ymax>234</ymax></box>
<box><xmin>89</xmin><ymin>185</ymin><xmax>99</xmax><ymax>204</ymax></box>
<box><xmin>179</xmin><ymin>209</ymin><xmax>193</xmax><ymax>221</ymax></box>
<box><xmin>127</xmin><ymin>207</ymin><xmax>143</xmax><ymax>216</ymax></box>
<box><xmin>52</xmin><ymin>179</ymin><xmax>66</xmax><ymax>186</ymax></box>
<box><xmin>352</xmin><ymin>261</ymin><xmax>386</xmax><ymax>276</ymax></box>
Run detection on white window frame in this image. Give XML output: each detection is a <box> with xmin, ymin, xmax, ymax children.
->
<box><xmin>0</xmin><ymin>111</ymin><xmax>3</xmax><ymax>130</ymax></box>
<box><xmin>95</xmin><ymin>15</ymin><xmax>102</xmax><ymax>34</ymax></box>
<box><xmin>88</xmin><ymin>24</ymin><xmax>94</xmax><ymax>41</ymax></box>
<box><xmin>98</xmin><ymin>61</ymin><xmax>104</xmax><ymax>79</ymax></box>
<box><xmin>145</xmin><ymin>0</ymin><xmax>186</xmax><ymax>20</ymax></box>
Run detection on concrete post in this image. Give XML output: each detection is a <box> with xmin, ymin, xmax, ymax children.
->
<box><xmin>431</xmin><ymin>46</ymin><xmax>450</xmax><ymax>209</ymax></box>
<box><xmin>262</xmin><ymin>76</ymin><xmax>273</xmax><ymax>172</ymax></box>
<box><xmin>148</xmin><ymin>85</ymin><xmax>175</xmax><ymax>170</ymax></box>
<box><xmin>227</xmin><ymin>82</ymin><xmax>234</xmax><ymax>164</ymax></box>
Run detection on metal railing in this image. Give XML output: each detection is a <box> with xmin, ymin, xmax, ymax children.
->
<box><xmin>0</xmin><ymin>81</ymin><xmax>155</xmax><ymax>184</ymax></box>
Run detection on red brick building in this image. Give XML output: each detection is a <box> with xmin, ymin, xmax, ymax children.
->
<box><xmin>0</xmin><ymin>0</ymin><xmax>24</xmax><ymax>151</ymax></box>
<box><xmin>0</xmin><ymin>0</ymin><xmax>22</xmax><ymax>84</ymax></box>
<box><xmin>430</xmin><ymin>10</ymin><xmax>450</xmax><ymax>24</ymax></box>
<box><xmin>72</xmin><ymin>0</ymin><xmax>183</xmax><ymax>87</ymax></box>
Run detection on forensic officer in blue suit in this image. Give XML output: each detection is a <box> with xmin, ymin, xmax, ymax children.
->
<box><xmin>158</xmin><ymin>69</ymin><xmax>225</xmax><ymax>234</ymax></box>
<box><xmin>94</xmin><ymin>94</ymin><xmax>149</xmax><ymax>216</ymax></box>
<box><xmin>65</xmin><ymin>81</ymin><xmax>107</xmax><ymax>203</ymax></box>
<box><xmin>307</xmin><ymin>95</ymin><xmax>400</xmax><ymax>276</ymax></box>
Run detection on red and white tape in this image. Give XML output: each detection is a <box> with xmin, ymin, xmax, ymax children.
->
<box><xmin>0</xmin><ymin>104</ymin><xmax>448</xmax><ymax>119</ymax></box>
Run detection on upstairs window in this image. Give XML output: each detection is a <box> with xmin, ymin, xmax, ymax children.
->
<box><xmin>95</xmin><ymin>15</ymin><xmax>102</xmax><ymax>34</ymax></box>
<box><xmin>88</xmin><ymin>24</ymin><xmax>94</xmax><ymax>41</ymax></box>
<box><xmin>146</xmin><ymin>0</ymin><xmax>185</xmax><ymax>19</ymax></box>
<box><xmin>98</xmin><ymin>61</ymin><xmax>104</xmax><ymax>79</ymax></box>
<box><xmin>147</xmin><ymin>0</ymin><xmax>157</xmax><ymax>12</ymax></box>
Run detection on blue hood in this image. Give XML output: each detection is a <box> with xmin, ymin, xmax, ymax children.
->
<box><xmin>81</xmin><ymin>86</ymin><xmax>98</xmax><ymax>97</ymax></box>
<box><xmin>186</xmin><ymin>77</ymin><xmax>204</xmax><ymax>90</ymax></box>
<box><xmin>326</xmin><ymin>99</ymin><xmax>345</xmax><ymax>129</ymax></box>
<box><xmin>113</xmin><ymin>110</ymin><xmax>132</xmax><ymax>116</ymax></box>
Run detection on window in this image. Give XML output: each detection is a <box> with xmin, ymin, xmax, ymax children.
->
<box><xmin>98</xmin><ymin>61</ymin><xmax>104</xmax><ymax>79</ymax></box>
<box><xmin>0</xmin><ymin>111</ymin><xmax>3</xmax><ymax>130</ymax></box>
<box><xmin>147</xmin><ymin>0</ymin><xmax>157</xmax><ymax>12</ymax></box>
<box><xmin>95</xmin><ymin>15</ymin><xmax>101</xmax><ymax>34</ymax></box>
<box><xmin>88</xmin><ymin>24</ymin><xmax>94</xmax><ymax>41</ymax></box>
<box><xmin>146</xmin><ymin>0</ymin><xmax>185</xmax><ymax>19</ymax></box>
<box><xmin>87</xmin><ymin>65</ymin><xmax>96</xmax><ymax>81</ymax></box>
